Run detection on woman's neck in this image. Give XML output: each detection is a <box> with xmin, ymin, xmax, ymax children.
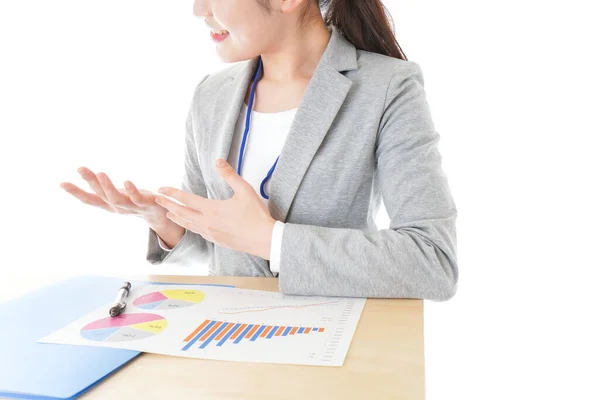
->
<box><xmin>259</xmin><ymin>21</ymin><xmax>331</xmax><ymax>84</ymax></box>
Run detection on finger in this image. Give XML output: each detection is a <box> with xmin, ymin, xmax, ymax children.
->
<box><xmin>60</xmin><ymin>182</ymin><xmax>114</xmax><ymax>212</ymax></box>
<box><xmin>125</xmin><ymin>180</ymin><xmax>153</xmax><ymax>206</ymax></box>
<box><xmin>78</xmin><ymin>167</ymin><xmax>110</xmax><ymax>202</ymax></box>
<box><xmin>215</xmin><ymin>158</ymin><xmax>251</xmax><ymax>195</ymax></box>
<box><xmin>97</xmin><ymin>172</ymin><xmax>136</xmax><ymax>208</ymax></box>
<box><xmin>155</xmin><ymin>195</ymin><xmax>203</xmax><ymax>220</ymax></box>
<box><xmin>157</xmin><ymin>187</ymin><xmax>214</xmax><ymax>211</ymax></box>
<box><xmin>165</xmin><ymin>211</ymin><xmax>211</xmax><ymax>240</ymax></box>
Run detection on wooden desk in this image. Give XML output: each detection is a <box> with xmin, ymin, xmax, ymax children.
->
<box><xmin>83</xmin><ymin>276</ymin><xmax>426</xmax><ymax>399</ymax></box>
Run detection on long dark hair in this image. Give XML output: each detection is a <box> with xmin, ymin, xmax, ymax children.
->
<box><xmin>257</xmin><ymin>0</ymin><xmax>407</xmax><ymax>60</ymax></box>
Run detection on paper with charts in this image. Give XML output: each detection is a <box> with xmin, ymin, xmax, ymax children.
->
<box><xmin>39</xmin><ymin>284</ymin><xmax>366</xmax><ymax>366</ymax></box>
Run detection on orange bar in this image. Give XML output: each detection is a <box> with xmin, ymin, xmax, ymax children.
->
<box><xmin>260</xmin><ymin>326</ymin><xmax>273</xmax><ymax>338</ymax></box>
<box><xmin>318</xmin><ymin>328</ymin><xmax>325</xmax><ymax>332</ymax></box>
<box><xmin>274</xmin><ymin>326</ymin><xmax>285</xmax><ymax>337</ymax></box>
<box><xmin>230</xmin><ymin>324</ymin><xmax>248</xmax><ymax>340</ymax></box>
<box><xmin>290</xmin><ymin>327</ymin><xmax>298</xmax><ymax>335</ymax></box>
<box><xmin>200</xmin><ymin>321</ymin><xmax>222</xmax><ymax>341</ymax></box>
<box><xmin>304</xmin><ymin>328</ymin><xmax>311</xmax><ymax>334</ymax></box>
<box><xmin>184</xmin><ymin>320</ymin><xmax>210</xmax><ymax>342</ymax></box>
<box><xmin>245</xmin><ymin>325</ymin><xmax>259</xmax><ymax>338</ymax></box>
<box><xmin>215</xmin><ymin>322</ymin><xmax>235</xmax><ymax>340</ymax></box>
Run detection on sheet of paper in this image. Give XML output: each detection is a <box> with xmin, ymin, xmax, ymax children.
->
<box><xmin>39</xmin><ymin>284</ymin><xmax>366</xmax><ymax>367</ymax></box>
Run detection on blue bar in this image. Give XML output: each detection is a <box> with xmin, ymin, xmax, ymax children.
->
<box><xmin>182</xmin><ymin>320</ymin><xmax>216</xmax><ymax>351</ymax></box>
<box><xmin>266</xmin><ymin>326</ymin><xmax>279</xmax><ymax>339</ymax></box>
<box><xmin>298</xmin><ymin>327</ymin><xmax>305</xmax><ymax>334</ymax></box>
<box><xmin>234</xmin><ymin>324</ymin><xmax>254</xmax><ymax>344</ymax></box>
<box><xmin>282</xmin><ymin>326</ymin><xmax>292</xmax><ymax>336</ymax></box>
<box><xmin>251</xmin><ymin>325</ymin><xmax>266</xmax><ymax>341</ymax></box>
<box><xmin>312</xmin><ymin>327</ymin><xmax>318</xmax><ymax>331</ymax></box>
<box><xmin>199</xmin><ymin>322</ymin><xmax>228</xmax><ymax>349</ymax></box>
<box><xmin>217</xmin><ymin>323</ymin><xmax>241</xmax><ymax>346</ymax></box>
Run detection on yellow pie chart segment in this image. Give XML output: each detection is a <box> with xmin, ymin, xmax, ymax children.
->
<box><xmin>130</xmin><ymin>319</ymin><xmax>168</xmax><ymax>333</ymax></box>
<box><xmin>160</xmin><ymin>290</ymin><xmax>205</xmax><ymax>303</ymax></box>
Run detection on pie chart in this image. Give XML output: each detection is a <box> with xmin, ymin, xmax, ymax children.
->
<box><xmin>80</xmin><ymin>313</ymin><xmax>167</xmax><ymax>342</ymax></box>
<box><xmin>133</xmin><ymin>289</ymin><xmax>205</xmax><ymax>310</ymax></box>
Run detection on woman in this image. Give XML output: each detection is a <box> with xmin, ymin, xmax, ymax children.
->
<box><xmin>60</xmin><ymin>0</ymin><xmax>458</xmax><ymax>300</ymax></box>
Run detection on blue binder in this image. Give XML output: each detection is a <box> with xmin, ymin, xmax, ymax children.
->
<box><xmin>0</xmin><ymin>275</ymin><xmax>234</xmax><ymax>399</ymax></box>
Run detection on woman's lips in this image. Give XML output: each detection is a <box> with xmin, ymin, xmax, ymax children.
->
<box><xmin>210</xmin><ymin>30</ymin><xmax>230</xmax><ymax>42</ymax></box>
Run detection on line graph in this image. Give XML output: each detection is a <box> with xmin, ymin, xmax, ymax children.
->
<box><xmin>218</xmin><ymin>300</ymin><xmax>341</xmax><ymax>315</ymax></box>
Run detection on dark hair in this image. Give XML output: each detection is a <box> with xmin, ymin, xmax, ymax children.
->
<box><xmin>256</xmin><ymin>0</ymin><xmax>407</xmax><ymax>60</ymax></box>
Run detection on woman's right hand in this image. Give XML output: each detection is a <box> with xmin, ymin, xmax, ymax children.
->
<box><xmin>60</xmin><ymin>167</ymin><xmax>169</xmax><ymax>225</ymax></box>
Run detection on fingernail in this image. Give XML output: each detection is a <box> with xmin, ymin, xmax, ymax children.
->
<box><xmin>216</xmin><ymin>158</ymin><xmax>226</xmax><ymax>167</ymax></box>
<box><xmin>158</xmin><ymin>188</ymin><xmax>166</xmax><ymax>194</ymax></box>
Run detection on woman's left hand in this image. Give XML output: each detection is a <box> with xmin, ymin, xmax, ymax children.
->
<box><xmin>154</xmin><ymin>158</ymin><xmax>276</xmax><ymax>260</ymax></box>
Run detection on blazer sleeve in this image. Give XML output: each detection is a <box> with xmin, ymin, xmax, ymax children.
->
<box><xmin>146</xmin><ymin>75</ymin><xmax>214</xmax><ymax>267</ymax></box>
<box><xmin>277</xmin><ymin>62</ymin><xmax>459</xmax><ymax>301</ymax></box>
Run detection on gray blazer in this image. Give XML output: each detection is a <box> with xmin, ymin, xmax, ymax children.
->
<box><xmin>147</xmin><ymin>24</ymin><xmax>459</xmax><ymax>301</ymax></box>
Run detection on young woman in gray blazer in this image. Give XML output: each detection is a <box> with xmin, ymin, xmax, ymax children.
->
<box><xmin>60</xmin><ymin>0</ymin><xmax>459</xmax><ymax>301</ymax></box>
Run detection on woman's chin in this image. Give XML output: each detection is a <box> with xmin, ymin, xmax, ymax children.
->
<box><xmin>216</xmin><ymin>51</ymin><xmax>255</xmax><ymax>65</ymax></box>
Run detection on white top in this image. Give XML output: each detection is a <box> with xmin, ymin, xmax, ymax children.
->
<box><xmin>158</xmin><ymin>102</ymin><xmax>297</xmax><ymax>276</ymax></box>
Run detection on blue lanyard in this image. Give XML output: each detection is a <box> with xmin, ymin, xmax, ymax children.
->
<box><xmin>237</xmin><ymin>56</ymin><xmax>279</xmax><ymax>200</ymax></box>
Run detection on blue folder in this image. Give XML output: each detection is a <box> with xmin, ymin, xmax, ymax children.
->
<box><xmin>0</xmin><ymin>275</ymin><xmax>234</xmax><ymax>400</ymax></box>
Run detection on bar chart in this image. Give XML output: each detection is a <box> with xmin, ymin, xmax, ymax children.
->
<box><xmin>171</xmin><ymin>292</ymin><xmax>366</xmax><ymax>365</ymax></box>
<box><xmin>182</xmin><ymin>320</ymin><xmax>325</xmax><ymax>350</ymax></box>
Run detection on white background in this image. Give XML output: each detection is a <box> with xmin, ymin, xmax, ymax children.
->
<box><xmin>1</xmin><ymin>1</ymin><xmax>598</xmax><ymax>399</ymax></box>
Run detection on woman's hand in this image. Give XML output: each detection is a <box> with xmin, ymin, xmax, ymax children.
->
<box><xmin>154</xmin><ymin>158</ymin><xmax>276</xmax><ymax>260</ymax></box>
<box><xmin>60</xmin><ymin>167</ymin><xmax>169</xmax><ymax>225</ymax></box>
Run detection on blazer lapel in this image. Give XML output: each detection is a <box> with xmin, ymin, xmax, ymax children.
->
<box><xmin>211</xmin><ymin>60</ymin><xmax>257</xmax><ymax>199</ymax></box>
<box><xmin>211</xmin><ymin>25</ymin><xmax>358</xmax><ymax>223</ymax></box>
